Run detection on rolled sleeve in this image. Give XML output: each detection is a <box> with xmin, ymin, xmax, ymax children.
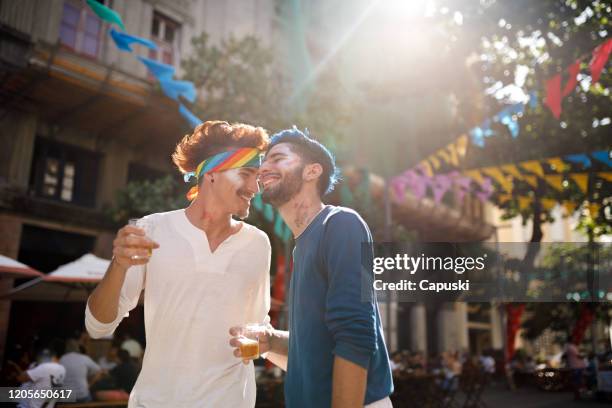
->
<box><xmin>323</xmin><ymin>212</ymin><xmax>377</xmax><ymax>369</ymax></box>
<box><xmin>85</xmin><ymin>264</ymin><xmax>145</xmax><ymax>339</ymax></box>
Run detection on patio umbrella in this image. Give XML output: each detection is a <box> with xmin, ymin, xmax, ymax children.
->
<box><xmin>0</xmin><ymin>255</ymin><xmax>44</xmax><ymax>279</ymax></box>
<box><xmin>3</xmin><ymin>253</ymin><xmax>110</xmax><ymax>302</ymax></box>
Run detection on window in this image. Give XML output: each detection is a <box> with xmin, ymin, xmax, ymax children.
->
<box><xmin>149</xmin><ymin>12</ymin><xmax>181</xmax><ymax>67</ymax></box>
<box><xmin>59</xmin><ymin>0</ymin><xmax>108</xmax><ymax>58</ymax></box>
<box><xmin>127</xmin><ymin>162</ymin><xmax>165</xmax><ymax>184</ymax></box>
<box><xmin>30</xmin><ymin>137</ymin><xmax>101</xmax><ymax>207</ymax></box>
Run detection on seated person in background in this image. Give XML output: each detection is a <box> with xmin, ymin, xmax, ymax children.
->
<box><xmin>16</xmin><ymin>340</ymin><xmax>66</xmax><ymax>408</ymax></box>
<box><xmin>59</xmin><ymin>338</ymin><xmax>105</xmax><ymax>403</ymax></box>
<box><xmin>111</xmin><ymin>349</ymin><xmax>139</xmax><ymax>394</ymax></box>
<box><xmin>98</xmin><ymin>345</ymin><xmax>119</xmax><ymax>371</ymax></box>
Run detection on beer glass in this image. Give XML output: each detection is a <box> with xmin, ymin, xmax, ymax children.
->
<box><xmin>237</xmin><ymin>323</ymin><xmax>266</xmax><ymax>360</ymax></box>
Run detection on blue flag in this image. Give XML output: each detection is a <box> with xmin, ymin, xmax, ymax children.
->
<box><xmin>565</xmin><ymin>154</ymin><xmax>592</xmax><ymax>168</ymax></box>
<box><xmin>137</xmin><ymin>56</ymin><xmax>174</xmax><ymax>80</ymax></box>
<box><xmin>110</xmin><ymin>28</ymin><xmax>157</xmax><ymax>52</ymax></box>
<box><xmin>159</xmin><ymin>78</ymin><xmax>197</xmax><ymax>103</ymax></box>
<box><xmin>179</xmin><ymin>104</ymin><xmax>202</xmax><ymax>129</ymax></box>
<box><xmin>592</xmin><ymin>150</ymin><xmax>612</xmax><ymax>167</ymax></box>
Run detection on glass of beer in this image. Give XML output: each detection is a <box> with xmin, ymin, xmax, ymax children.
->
<box><xmin>128</xmin><ymin>218</ymin><xmax>153</xmax><ymax>259</ymax></box>
<box><xmin>238</xmin><ymin>323</ymin><xmax>266</xmax><ymax>360</ymax></box>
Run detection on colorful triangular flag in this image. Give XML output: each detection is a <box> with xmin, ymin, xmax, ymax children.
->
<box><xmin>597</xmin><ymin>172</ymin><xmax>612</xmax><ymax>182</ymax></box>
<box><xmin>179</xmin><ymin>104</ymin><xmax>202</xmax><ymax>129</ymax></box>
<box><xmin>137</xmin><ymin>56</ymin><xmax>175</xmax><ymax>80</ymax></box>
<box><xmin>518</xmin><ymin>196</ymin><xmax>532</xmax><ymax>211</ymax></box>
<box><xmin>523</xmin><ymin>175</ymin><xmax>538</xmax><ymax>188</ymax></box>
<box><xmin>544</xmin><ymin>74</ymin><xmax>562</xmax><ymax>119</ymax></box>
<box><xmin>483</xmin><ymin>167</ymin><xmax>513</xmax><ymax>193</ymax></box>
<box><xmin>465</xmin><ymin>170</ymin><xmax>485</xmax><ymax>186</ymax></box>
<box><xmin>544</xmin><ymin>174</ymin><xmax>564</xmax><ymax>192</ymax></box>
<box><xmin>110</xmin><ymin>28</ymin><xmax>157</xmax><ymax>52</ymax></box>
<box><xmin>570</xmin><ymin>173</ymin><xmax>588</xmax><ymax>193</ymax></box>
<box><xmin>501</xmin><ymin>164</ymin><xmax>524</xmax><ymax>180</ymax></box>
<box><xmin>520</xmin><ymin>160</ymin><xmax>545</xmax><ymax>177</ymax></box>
<box><xmin>562</xmin><ymin>59</ymin><xmax>581</xmax><ymax>97</ymax></box>
<box><xmin>547</xmin><ymin>157</ymin><xmax>569</xmax><ymax>173</ymax></box>
<box><xmin>565</xmin><ymin>154</ymin><xmax>592</xmax><ymax>168</ymax></box>
<box><xmin>86</xmin><ymin>0</ymin><xmax>126</xmax><ymax>30</ymax></box>
<box><xmin>589</xmin><ymin>38</ymin><xmax>612</xmax><ymax>83</ymax></box>
<box><xmin>592</xmin><ymin>150</ymin><xmax>612</xmax><ymax>167</ymax></box>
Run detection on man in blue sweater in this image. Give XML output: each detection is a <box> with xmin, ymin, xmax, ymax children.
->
<box><xmin>230</xmin><ymin>127</ymin><xmax>393</xmax><ymax>407</ymax></box>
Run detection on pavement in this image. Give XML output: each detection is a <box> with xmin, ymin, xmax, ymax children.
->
<box><xmin>480</xmin><ymin>383</ymin><xmax>611</xmax><ymax>408</ymax></box>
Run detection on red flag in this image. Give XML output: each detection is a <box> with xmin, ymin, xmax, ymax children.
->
<box><xmin>590</xmin><ymin>38</ymin><xmax>612</xmax><ymax>83</ymax></box>
<box><xmin>571</xmin><ymin>305</ymin><xmax>595</xmax><ymax>345</ymax></box>
<box><xmin>506</xmin><ymin>303</ymin><xmax>525</xmax><ymax>361</ymax></box>
<box><xmin>544</xmin><ymin>74</ymin><xmax>562</xmax><ymax>119</ymax></box>
<box><xmin>562</xmin><ymin>59</ymin><xmax>581</xmax><ymax>97</ymax></box>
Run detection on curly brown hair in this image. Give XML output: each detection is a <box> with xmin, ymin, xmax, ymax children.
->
<box><xmin>172</xmin><ymin>120</ymin><xmax>269</xmax><ymax>174</ymax></box>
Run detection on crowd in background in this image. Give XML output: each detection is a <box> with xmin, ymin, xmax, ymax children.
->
<box><xmin>2</xmin><ymin>330</ymin><xmax>143</xmax><ymax>406</ymax></box>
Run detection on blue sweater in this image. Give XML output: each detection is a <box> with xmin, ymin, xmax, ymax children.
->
<box><xmin>284</xmin><ymin>206</ymin><xmax>393</xmax><ymax>407</ymax></box>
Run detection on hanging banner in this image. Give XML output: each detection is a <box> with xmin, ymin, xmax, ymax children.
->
<box><xmin>570</xmin><ymin>173</ymin><xmax>588</xmax><ymax>193</ymax></box>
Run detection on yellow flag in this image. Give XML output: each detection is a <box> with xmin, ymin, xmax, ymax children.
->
<box><xmin>598</xmin><ymin>172</ymin><xmax>612</xmax><ymax>182</ymax></box>
<box><xmin>541</xmin><ymin>198</ymin><xmax>557</xmax><ymax>211</ymax></box>
<box><xmin>456</xmin><ymin>134</ymin><xmax>468</xmax><ymax>158</ymax></box>
<box><xmin>419</xmin><ymin>160</ymin><xmax>433</xmax><ymax>177</ymax></box>
<box><xmin>523</xmin><ymin>175</ymin><xmax>538</xmax><ymax>188</ymax></box>
<box><xmin>518</xmin><ymin>196</ymin><xmax>532</xmax><ymax>211</ymax></box>
<box><xmin>544</xmin><ymin>175</ymin><xmax>564</xmax><ymax>192</ymax></box>
<box><xmin>562</xmin><ymin>201</ymin><xmax>577</xmax><ymax>215</ymax></box>
<box><xmin>465</xmin><ymin>169</ymin><xmax>485</xmax><ymax>185</ymax></box>
<box><xmin>570</xmin><ymin>173</ymin><xmax>588</xmax><ymax>193</ymax></box>
<box><xmin>501</xmin><ymin>164</ymin><xmax>524</xmax><ymax>180</ymax></box>
<box><xmin>588</xmin><ymin>203</ymin><xmax>601</xmax><ymax>216</ymax></box>
<box><xmin>498</xmin><ymin>194</ymin><xmax>512</xmax><ymax>204</ymax></box>
<box><xmin>447</xmin><ymin>144</ymin><xmax>459</xmax><ymax>166</ymax></box>
<box><xmin>438</xmin><ymin>149</ymin><xmax>451</xmax><ymax>165</ymax></box>
<box><xmin>483</xmin><ymin>167</ymin><xmax>513</xmax><ymax>193</ymax></box>
<box><xmin>547</xmin><ymin>157</ymin><xmax>569</xmax><ymax>173</ymax></box>
<box><xmin>520</xmin><ymin>160</ymin><xmax>545</xmax><ymax>177</ymax></box>
<box><xmin>430</xmin><ymin>155</ymin><xmax>441</xmax><ymax>170</ymax></box>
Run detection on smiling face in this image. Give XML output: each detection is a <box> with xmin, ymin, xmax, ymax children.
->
<box><xmin>210</xmin><ymin>167</ymin><xmax>260</xmax><ymax>219</ymax></box>
<box><xmin>258</xmin><ymin>143</ymin><xmax>306</xmax><ymax>207</ymax></box>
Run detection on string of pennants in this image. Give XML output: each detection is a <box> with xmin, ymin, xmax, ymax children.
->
<box><xmin>85</xmin><ymin>0</ymin><xmax>203</xmax><ymax>128</ymax></box>
<box><xmin>391</xmin><ymin>149</ymin><xmax>612</xmax><ymax>216</ymax></box>
<box><xmin>403</xmin><ymin>37</ymin><xmax>611</xmax><ymax>180</ymax></box>
<box><xmin>86</xmin><ymin>1</ymin><xmax>293</xmax><ymax>243</ymax></box>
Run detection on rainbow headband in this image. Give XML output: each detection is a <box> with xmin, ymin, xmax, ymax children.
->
<box><xmin>183</xmin><ymin>147</ymin><xmax>263</xmax><ymax>200</ymax></box>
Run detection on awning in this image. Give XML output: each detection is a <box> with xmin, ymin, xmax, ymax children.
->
<box><xmin>3</xmin><ymin>253</ymin><xmax>110</xmax><ymax>302</ymax></box>
<box><xmin>0</xmin><ymin>255</ymin><xmax>44</xmax><ymax>278</ymax></box>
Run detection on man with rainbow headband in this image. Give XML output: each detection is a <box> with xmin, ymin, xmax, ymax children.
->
<box><xmin>86</xmin><ymin>121</ymin><xmax>272</xmax><ymax>407</ymax></box>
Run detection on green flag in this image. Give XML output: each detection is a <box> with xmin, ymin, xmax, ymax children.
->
<box><xmin>86</xmin><ymin>0</ymin><xmax>126</xmax><ymax>31</ymax></box>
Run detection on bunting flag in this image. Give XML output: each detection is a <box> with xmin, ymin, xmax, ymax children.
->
<box><xmin>561</xmin><ymin>59</ymin><xmax>581</xmax><ymax>97</ymax></box>
<box><xmin>523</xmin><ymin>175</ymin><xmax>538</xmax><ymax>188</ymax></box>
<box><xmin>86</xmin><ymin>0</ymin><xmax>126</xmax><ymax>30</ymax></box>
<box><xmin>263</xmin><ymin>203</ymin><xmax>275</xmax><ymax>222</ymax></box>
<box><xmin>437</xmin><ymin>149</ymin><xmax>451</xmax><ymax>165</ymax></box>
<box><xmin>563</xmin><ymin>200</ymin><xmax>578</xmax><ymax>215</ymax></box>
<box><xmin>598</xmin><ymin>172</ymin><xmax>612</xmax><ymax>182</ymax></box>
<box><xmin>518</xmin><ymin>196</ymin><xmax>532</xmax><ymax>211</ymax></box>
<box><xmin>547</xmin><ymin>157</ymin><xmax>569</xmax><ymax>173</ymax></box>
<box><xmin>447</xmin><ymin>144</ymin><xmax>459</xmax><ymax>166</ymax></box>
<box><xmin>465</xmin><ymin>169</ymin><xmax>486</xmax><ymax>186</ymax></box>
<box><xmin>565</xmin><ymin>153</ymin><xmax>592</xmax><ymax>168</ymax></box>
<box><xmin>430</xmin><ymin>155</ymin><xmax>441</xmax><ymax>170</ymax></box>
<box><xmin>541</xmin><ymin>198</ymin><xmax>557</xmax><ymax>211</ymax></box>
<box><xmin>274</xmin><ymin>213</ymin><xmax>285</xmax><ymax>239</ymax></box>
<box><xmin>570</xmin><ymin>173</ymin><xmax>588</xmax><ymax>193</ymax></box>
<box><xmin>483</xmin><ymin>167</ymin><xmax>513</xmax><ymax>193</ymax></box>
<box><xmin>588</xmin><ymin>203</ymin><xmax>601</xmax><ymax>216</ymax></box>
<box><xmin>520</xmin><ymin>160</ymin><xmax>545</xmax><ymax>177</ymax></box>
<box><xmin>137</xmin><ymin>56</ymin><xmax>175</xmax><ymax>80</ymax></box>
<box><xmin>589</xmin><ymin>38</ymin><xmax>612</xmax><ymax>83</ymax></box>
<box><xmin>110</xmin><ymin>28</ymin><xmax>157</xmax><ymax>52</ymax></box>
<box><xmin>179</xmin><ymin>104</ymin><xmax>202</xmax><ymax>129</ymax></box>
<box><xmin>159</xmin><ymin>78</ymin><xmax>197</xmax><ymax>103</ymax></box>
<box><xmin>501</xmin><ymin>164</ymin><xmax>524</xmax><ymax>180</ymax></box>
<box><xmin>418</xmin><ymin>161</ymin><xmax>434</xmax><ymax>178</ymax></box>
<box><xmin>431</xmin><ymin>175</ymin><xmax>452</xmax><ymax>203</ymax></box>
<box><xmin>544</xmin><ymin>74</ymin><xmax>562</xmax><ymax>119</ymax></box>
<box><xmin>456</xmin><ymin>134</ymin><xmax>469</xmax><ymax>158</ymax></box>
<box><xmin>497</xmin><ymin>193</ymin><xmax>512</xmax><ymax>204</ymax></box>
<box><xmin>252</xmin><ymin>193</ymin><xmax>263</xmax><ymax>211</ymax></box>
<box><xmin>543</xmin><ymin>174</ymin><xmax>564</xmax><ymax>192</ymax></box>
<box><xmin>475</xmin><ymin>177</ymin><xmax>494</xmax><ymax>203</ymax></box>
<box><xmin>592</xmin><ymin>150</ymin><xmax>612</xmax><ymax>167</ymax></box>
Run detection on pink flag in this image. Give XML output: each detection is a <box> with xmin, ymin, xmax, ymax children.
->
<box><xmin>544</xmin><ymin>74</ymin><xmax>562</xmax><ymax>119</ymax></box>
<box><xmin>476</xmin><ymin>177</ymin><xmax>494</xmax><ymax>203</ymax></box>
<box><xmin>590</xmin><ymin>38</ymin><xmax>612</xmax><ymax>83</ymax></box>
<box><xmin>432</xmin><ymin>175</ymin><xmax>452</xmax><ymax>204</ymax></box>
<box><xmin>561</xmin><ymin>59</ymin><xmax>581</xmax><ymax>97</ymax></box>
